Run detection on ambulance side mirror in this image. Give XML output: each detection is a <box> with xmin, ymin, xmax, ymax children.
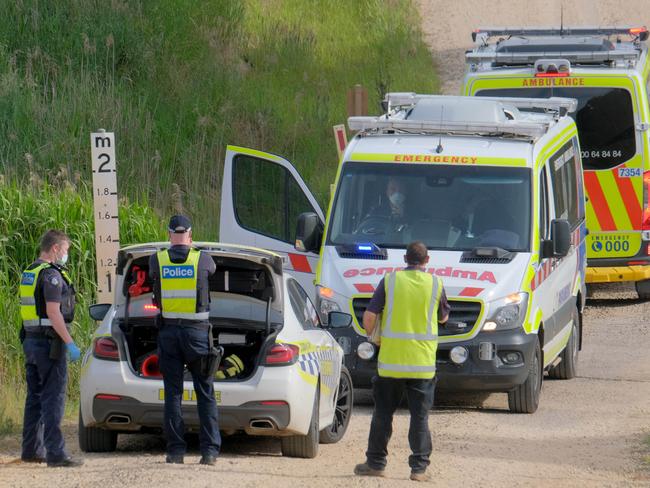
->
<box><xmin>294</xmin><ymin>212</ymin><xmax>323</xmax><ymax>253</ymax></box>
<box><xmin>89</xmin><ymin>303</ymin><xmax>111</xmax><ymax>322</ymax></box>
<box><xmin>550</xmin><ymin>219</ymin><xmax>571</xmax><ymax>258</ymax></box>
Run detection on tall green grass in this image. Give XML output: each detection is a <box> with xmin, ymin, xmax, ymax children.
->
<box><xmin>0</xmin><ymin>0</ymin><xmax>438</xmax><ymax>235</ymax></box>
<box><xmin>0</xmin><ymin>175</ymin><xmax>164</xmax><ymax>432</ymax></box>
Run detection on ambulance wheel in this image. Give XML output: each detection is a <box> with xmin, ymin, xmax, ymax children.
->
<box><xmin>635</xmin><ymin>279</ymin><xmax>650</xmax><ymax>300</ymax></box>
<box><xmin>281</xmin><ymin>387</ymin><xmax>319</xmax><ymax>458</ymax></box>
<box><xmin>319</xmin><ymin>366</ymin><xmax>352</xmax><ymax>444</ymax></box>
<box><xmin>78</xmin><ymin>408</ymin><xmax>117</xmax><ymax>452</ymax></box>
<box><xmin>508</xmin><ymin>339</ymin><xmax>541</xmax><ymax>414</ymax></box>
<box><xmin>548</xmin><ymin>308</ymin><xmax>579</xmax><ymax>380</ymax></box>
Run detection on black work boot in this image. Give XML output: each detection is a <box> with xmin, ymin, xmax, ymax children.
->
<box><xmin>165</xmin><ymin>454</ymin><xmax>184</xmax><ymax>464</ymax></box>
<box><xmin>47</xmin><ymin>456</ymin><xmax>84</xmax><ymax>468</ymax></box>
<box><xmin>199</xmin><ymin>454</ymin><xmax>217</xmax><ymax>466</ymax></box>
<box><xmin>354</xmin><ymin>462</ymin><xmax>385</xmax><ymax>477</ymax></box>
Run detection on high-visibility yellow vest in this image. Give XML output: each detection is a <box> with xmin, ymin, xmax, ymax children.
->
<box><xmin>20</xmin><ymin>262</ymin><xmax>73</xmax><ymax>327</ymax></box>
<box><xmin>157</xmin><ymin>248</ymin><xmax>208</xmax><ymax>321</ymax></box>
<box><xmin>378</xmin><ymin>270</ymin><xmax>441</xmax><ymax>379</ymax></box>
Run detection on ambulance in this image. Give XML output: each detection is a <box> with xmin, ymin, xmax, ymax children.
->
<box><xmin>220</xmin><ymin>94</ymin><xmax>587</xmax><ymax>413</ymax></box>
<box><xmin>463</xmin><ymin>27</ymin><xmax>650</xmax><ymax>297</ymax></box>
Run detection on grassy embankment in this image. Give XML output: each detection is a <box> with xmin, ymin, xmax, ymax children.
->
<box><xmin>0</xmin><ymin>0</ymin><xmax>438</xmax><ymax>433</ymax></box>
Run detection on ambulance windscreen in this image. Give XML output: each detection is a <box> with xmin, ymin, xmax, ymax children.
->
<box><xmin>327</xmin><ymin>163</ymin><xmax>531</xmax><ymax>252</ymax></box>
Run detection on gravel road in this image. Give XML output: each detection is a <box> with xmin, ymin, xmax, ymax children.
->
<box><xmin>1</xmin><ymin>286</ymin><xmax>649</xmax><ymax>487</ymax></box>
<box><xmin>2</xmin><ymin>3</ymin><xmax>650</xmax><ymax>486</ymax></box>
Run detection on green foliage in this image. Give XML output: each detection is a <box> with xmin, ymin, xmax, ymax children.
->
<box><xmin>0</xmin><ymin>0</ymin><xmax>437</xmax><ymax>425</ymax></box>
<box><xmin>0</xmin><ymin>0</ymin><xmax>437</xmax><ymax>235</ymax></box>
<box><xmin>0</xmin><ymin>177</ymin><xmax>163</xmax><ymax>425</ymax></box>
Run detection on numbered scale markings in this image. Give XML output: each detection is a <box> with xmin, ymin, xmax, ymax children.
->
<box><xmin>91</xmin><ymin>131</ymin><xmax>120</xmax><ymax>304</ymax></box>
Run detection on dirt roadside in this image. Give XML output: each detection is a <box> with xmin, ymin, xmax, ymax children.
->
<box><xmin>2</xmin><ymin>3</ymin><xmax>650</xmax><ymax>485</ymax></box>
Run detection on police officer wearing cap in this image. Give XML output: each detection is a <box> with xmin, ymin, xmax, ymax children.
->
<box><xmin>354</xmin><ymin>241</ymin><xmax>449</xmax><ymax>482</ymax></box>
<box><xmin>149</xmin><ymin>215</ymin><xmax>219</xmax><ymax>465</ymax></box>
<box><xmin>19</xmin><ymin>229</ymin><xmax>83</xmax><ymax>467</ymax></box>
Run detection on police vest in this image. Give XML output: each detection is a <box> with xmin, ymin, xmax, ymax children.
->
<box><xmin>20</xmin><ymin>262</ymin><xmax>74</xmax><ymax>327</ymax></box>
<box><xmin>157</xmin><ymin>248</ymin><xmax>209</xmax><ymax>321</ymax></box>
<box><xmin>378</xmin><ymin>270</ymin><xmax>441</xmax><ymax>379</ymax></box>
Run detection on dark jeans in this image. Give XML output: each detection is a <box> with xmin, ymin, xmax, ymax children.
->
<box><xmin>366</xmin><ymin>375</ymin><xmax>435</xmax><ymax>473</ymax></box>
<box><xmin>22</xmin><ymin>337</ymin><xmax>68</xmax><ymax>462</ymax></box>
<box><xmin>158</xmin><ymin>323</ymin><xmax>220</xmax><ymax>457</ymax></box>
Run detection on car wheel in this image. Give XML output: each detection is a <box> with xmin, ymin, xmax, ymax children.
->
<box><xmin>78</xmin><ymin>408</ymin><xmax>117</xmax><ymax>452</ymax></box>
<box><xmin>548</xmin><ymin>308</ymin><xmax>579</xmax><ymax>380</ymax></box>
<box><xmin>635</xmin><ymin>279</ymin><xmax>650</xmax><ymax>300</ymax></box>
<box><xmin>507</xmin><ymin>338</ymin><xmax>542</xmax><ymax>414</ymax></box>
<box><xmin>281</xmin><ymin>386</ymin><xmax>319</xmax><ymax>458</ymax></box>
<box><xmin>319</xmin><ymin>366</ymin><xmax>353</xmax><ymax>444</ymax></box>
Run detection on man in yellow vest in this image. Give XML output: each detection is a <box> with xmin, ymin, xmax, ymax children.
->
<box><xmin>354</xmin><ymin>241</ymin><xmax>449</xmax><ymax>482</ymax></box>
<box><xmin>148</xmin><ymin>215</ymin><xmax>219</xmax><ymax>465</ymax></box>
<box><xmin>20</xmin><ymin>229</ymin><xmax>83</xmax><ymax>467</ymax></box>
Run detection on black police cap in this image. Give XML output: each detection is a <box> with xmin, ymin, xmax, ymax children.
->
<box><xmin>168</xmin><ymin>215</ymin><xmax>192</xmax><ymax>233</ymax></box>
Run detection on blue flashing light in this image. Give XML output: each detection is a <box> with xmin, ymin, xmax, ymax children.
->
<box><xmin>357</xmin><ymin>245</ymin><xmax>373</xmax><ymax>252</ymax></box>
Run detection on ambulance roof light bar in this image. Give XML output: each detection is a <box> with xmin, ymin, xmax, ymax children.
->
<box><xmin>347</xmin><ymin>116</ymin><xmax>549</xmax><ymax>140</ymax></box>
<box><xmin>472</xmin><ymin>26</ymin><xmax>649</xmax><ymax>44</ymax></box>
<box><xmin>465</xmin><ymin>49</ymin><xmax>639</xmax><ymax>66</ymax></box>
<box><xmin>383</xmin><ymin>93</ymin><xmax>577</xmax><ymax>116</ymax></box>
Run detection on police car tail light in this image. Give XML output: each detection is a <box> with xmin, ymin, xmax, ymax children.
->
<box><xmin>642</xmin><ymin>171</ymin><xmax>650</xmax><ymax>231</ymax></box>
<box><xmin>264</xmin><ymin>344</ymin><xmax>299</xmax><ymax>366</ymax></box>
<box><xmin>93</xmin><ymin>337</ymin><xmax>119</xmax><ymax>360</ymax></box>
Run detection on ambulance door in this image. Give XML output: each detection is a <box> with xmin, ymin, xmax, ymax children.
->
<box><xmin>219</xmin><ymin>146</ymin><xmax>324</xmax><ymax>297</ymax></box>
<box><xmin>545</xmin><ymin>141</ymin><xmax>583</xmax><ymax>351</ymax></box>
<box><xmin>534</xmin><ymin>162</ymin><xmax>560</xmax><ymax>348</ymax></box>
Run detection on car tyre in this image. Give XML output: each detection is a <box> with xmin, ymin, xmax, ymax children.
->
<box><xmin>635</xmin><ymin>279</ymin><xmax>650</xmax><ymax>300</ymax></box>
<box><xmin>319</xmin><ymin>366</ymin><xmax>353</xmax><ymax>444</ymax></box>
<box><xmin>548</xmin><ymin>308</ymin><xmax>579</xmax><ymax>380</ymax></box>
<box><xmin>78</xmin><ymin>408</ymin><xmax>117</xmax><ymax>452</ymax></box>
<box><xmin>507</xmin><ymin>338</ymin><xmax>542</xmax><ymax>414</ymax></box>
<box><xmin>281</xmin><ymin>386</ymin><xmax>319</xmax><ymax>458</ymax></box>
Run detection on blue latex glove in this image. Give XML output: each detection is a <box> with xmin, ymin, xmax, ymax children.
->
<box><xmin>67</xmin><ymin>342</ymin><xmax>81</xmax><ymax>362</ymax></box>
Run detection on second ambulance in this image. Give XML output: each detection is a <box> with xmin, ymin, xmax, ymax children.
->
<box><xmin>463</xmin><ymin>27</ymin><xmax>650</xmax><ymax>297</ymax></box>
<box><xmin>220</xmin><ymin>94</ymin><xmax>587</xmax><ymax>413</ymax></box>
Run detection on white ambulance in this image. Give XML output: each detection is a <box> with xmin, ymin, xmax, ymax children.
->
<box><xmin>220</xmin><ymin>94</ymin><xmax>587</xmax><ymax>413</ymax></box>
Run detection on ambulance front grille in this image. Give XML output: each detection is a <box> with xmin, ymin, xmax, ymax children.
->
<box><xmin>351</xmin><ymin>298</ymin><xmax>482</xmax><ymax>337</ymax></box>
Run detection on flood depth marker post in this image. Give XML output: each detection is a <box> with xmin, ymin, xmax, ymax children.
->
<box><xmin>90</xmin><ymin>130</ymin><xmax>120</xmax><ymax>304</ymax></box>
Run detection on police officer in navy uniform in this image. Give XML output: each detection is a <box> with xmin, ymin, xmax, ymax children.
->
<box><xmin>20</xmin><ymin>230</ymin><xmax>83</xmax><ymax>467</ymax></box>
<box><xmin>148</xmin><ymin>215</ymin><xmax>219</xmax><ymax>465</ymax></box>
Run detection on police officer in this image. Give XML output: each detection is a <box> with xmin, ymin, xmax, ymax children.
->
<box><xmin>354</xmin><ymin>241</ymin><xmax>449</xmax><ymax>482</ymax></box>
<box><xmin>20</xmin><ymin>229</ymin><xmax>83</xmax><ymax>467</ymax></box>
<box><xmin>149</xmin><ymin>215</ymin><xmax>219</xmax><ymax>465</ymax></box>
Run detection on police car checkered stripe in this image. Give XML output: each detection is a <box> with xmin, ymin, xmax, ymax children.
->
<box><xmin>297</xmin><ymin>348</ymin><xmax>340</xmax><ymax>389</ymax></box>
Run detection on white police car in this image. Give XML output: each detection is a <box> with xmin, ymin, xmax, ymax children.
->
<box><xmin>79</xmin><ymin>242</ymin><xmax>353</xmax><ymax>458</ymax></box>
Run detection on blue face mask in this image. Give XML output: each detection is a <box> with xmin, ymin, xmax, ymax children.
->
<box><xmin>56</xmin><ymin>253</ymin><xmax>68</xmax><ymax>266</ymax></box>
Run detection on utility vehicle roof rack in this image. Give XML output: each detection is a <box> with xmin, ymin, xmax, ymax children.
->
<box><xmin>472</xmin><ymin>26</ymin><xmax>649</xmax><ymax>44</ymax></box>
<box><xmin>348</xmin><ymin>116</ymin><xmax>548</xmax><ymax>140</ymax></box>
<box><xmin>384</xmin><ymin>93</ymin><xmax>577</xmax><ymax>115</ymax></box>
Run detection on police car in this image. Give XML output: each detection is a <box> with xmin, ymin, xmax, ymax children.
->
<box><xmin>463</xmin><ymin>27</ymin><xmax>650</xmax><ymax>298</ymax></box>
<box><xmin>79</xmin><ymin>243</ymin><xmax>353</xmax><ymax>458</ymax></box>
<box><xmin>219</xmin><ymin>94</ymin><xmax>587</xmax><ymax>413</ymax></box>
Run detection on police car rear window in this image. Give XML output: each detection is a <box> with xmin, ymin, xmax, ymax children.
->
<box><xmin>476</xmin><ymin>87</ymin><xmax>635</xmax><ymax>171</ymax></box>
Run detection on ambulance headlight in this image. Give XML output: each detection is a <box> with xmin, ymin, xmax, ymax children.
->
<box><xmin>450</xmin><ymin>346</ymin><xmax>469</xmax><ymax>364</ymax></box>
<box><xmin>317</xmin><ymin>286</ymin><xmax>341</xmax><ymax>324</ymax></box>
<box><xmin>357</xmin><ymin>341</ymin><xmax>376</xmax><ymax>360</ymax></box>
<box><xmin>483</xmin><ymin>292</ymin><xmax>528</xmax><ymax>331</ymax></box>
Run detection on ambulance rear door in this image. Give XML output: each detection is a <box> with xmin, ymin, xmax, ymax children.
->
<box><xmin>219</xmin><ymin>145</ymin><xmax>324</xmax><ymax>297</ymax></box>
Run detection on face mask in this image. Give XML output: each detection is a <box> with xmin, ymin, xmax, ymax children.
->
<box><xmin>56</xmin><ymin>253</ymin><xmax>68</xmax><ymax>266</ymax></box>
<box><xmin>389</xmin><ymin>192</ymin><xmax>406</xmax><ymax>207</ymax></box>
